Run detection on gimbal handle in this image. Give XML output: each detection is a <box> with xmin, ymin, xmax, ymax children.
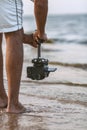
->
<box><xmin>37</xmin><ymin>37</ymin><xmax>45</xmax><ymax>59</ymax></box>
<box><xmin>38</xmin><ymin>43</ymin><xmax>41</xmax><ymax>58</ymax></box>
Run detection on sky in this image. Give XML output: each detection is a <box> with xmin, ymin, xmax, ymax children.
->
<box><xmin>23</xmin><ymin>0</ymin><xmax>87</xmax><ymax>15</ymax></box>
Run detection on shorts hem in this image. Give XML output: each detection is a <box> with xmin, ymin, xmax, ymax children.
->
<box><xmin>0</xmin><ymin>25</ymin><xmax>23</xmax><ymax>33</ymax></box>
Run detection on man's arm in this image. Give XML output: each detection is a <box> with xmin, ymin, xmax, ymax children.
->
<box><xmin>34</xmin><ymin>0</ymin><xmax>48</xmax><ymax>40</ymax></box>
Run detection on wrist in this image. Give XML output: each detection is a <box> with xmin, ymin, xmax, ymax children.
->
<box><xmin>34</xmin><ymin>30</ymin><xmax>47</xmax><ymax>42</ymax></box>
<box><xmin>36</xmin><ymin>30</ymin><xmax>45</xmax><ymax>38</ymax></box>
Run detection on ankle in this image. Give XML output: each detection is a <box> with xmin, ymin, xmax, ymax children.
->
<box><xmin>0</xmin><ymin>97</ymin><xmax>7</xmax><ymax>108</ymax></box>
<box><xmin>6</xmin><ymin>102</ymin><xmax>25</xmax><ymax>114</ymax></box>
<box><xmin>0</xmin><ymin>93</ymin><xmax>7</xmax><ymax>100</ymax></box>
<box><xmin>0</xmin><ymin>87</ymin><xmax>7</xmax><ymax>97</ymax></box>
<box><xmin>8</xmin><ymin>98</ymin><xmax>19</xmax><ymax>107</ymax></box>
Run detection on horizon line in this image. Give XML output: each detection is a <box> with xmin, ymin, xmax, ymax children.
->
<box><xmin>23</xmin><ymin>12</ymin><xmax>87</xmax><ymax>17</ymax></box>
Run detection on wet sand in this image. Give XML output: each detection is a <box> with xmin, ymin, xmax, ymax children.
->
<box><xmin>0</xmin><ymin>79</ymin><xmax>87</xmax><ymax>130</ymax></box>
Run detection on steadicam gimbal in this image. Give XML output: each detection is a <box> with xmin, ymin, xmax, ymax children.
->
<box><xmin>27</xmin><ymin>38</ymin><xmax>57</xmax><ymax>80</ymax></box>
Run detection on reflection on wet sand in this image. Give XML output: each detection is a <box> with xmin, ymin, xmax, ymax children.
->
<box><xmin>0</xmin><ymin>113</ymin><xmax>19</xmax><ymax>130</ymax></box>
<box><xmin>0</xmin><ymin>110</ymin><xmax>47</xmax><ymax>130</ymax></box>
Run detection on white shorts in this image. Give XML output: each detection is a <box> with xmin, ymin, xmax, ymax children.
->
<box><xmin>0</xmin><ymin>0</ymin><xmax>23</xmax><ymax>33</ymax></box>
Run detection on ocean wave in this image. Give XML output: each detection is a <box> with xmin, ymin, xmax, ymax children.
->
<box><xmin>46</xmin><ymin>38</ymin><xmax>68</xmax><ymax>43</ymax></box>
<box><xmin>78</xmin><ymin>40</ymin><xmax>87</xmax><ymax>44</ymax></box>
<box><xmin>4</xmin><ymin>78</ymin><xmax>87</xmax><ymax>88</ymax></box>
<box><xmin>46</xmin><ymin>38</ymin><xmax>87</xmax><ymax>45</ymax></box>
<box><xmin>45</xmin><ymin>38</ymin><xmax>59</xmax><ymax>43</ymax></box>
<box><xmin>22</xmin><ymin>80</ymin><xmax>87</xmax><ymax>87</ymax></box>
<box><xmin>49</xmin><ymin>61</ymin><xmax>87</xmax><ymax>70</ymax></box>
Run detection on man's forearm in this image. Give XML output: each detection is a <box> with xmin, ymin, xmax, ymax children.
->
<box><xmin>34</xmin><ymin>0</ymin><xmax>48</xmax><ymax>37</ymax></box>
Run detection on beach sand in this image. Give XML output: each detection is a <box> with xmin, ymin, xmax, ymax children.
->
<box><xmin>0</xmin><ymin>37</ymin><xmax>87</xmax><ymax>130</ymax></box>
<box><xmin>0</xmin><ymin>81</ymin><xmax>87</xmax><ymax>130</ymax></box>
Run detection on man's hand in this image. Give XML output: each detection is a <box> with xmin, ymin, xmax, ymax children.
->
<box><xmin>33</xmin><ymin>30</ymin><xmax>47</xmax><ymax>44</ymax></box>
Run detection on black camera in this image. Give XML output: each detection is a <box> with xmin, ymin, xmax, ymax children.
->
<box><xmin>27</xmin><ymin>38</ymin><xmax>57</xmax><ymax>80</ymax></box>
<box><xmin>27</xmin><ymin>57</ymin><xmax>56</xmax><ymax>80</ymax></box>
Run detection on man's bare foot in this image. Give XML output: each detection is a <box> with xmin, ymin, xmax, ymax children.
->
<box><xmin>6</xmin><ymin>102</ymin><xmax>26</xmax><ymax>114</ymax></box>
<box><xmin>0</xmin><ymin>98</ymin><xmax>7</xmax><ymax>108</ymax></box>
<box><xmin>23</xmin><ymin>33</ymin><xmax>38</xmax><ymax>48</ymax></box>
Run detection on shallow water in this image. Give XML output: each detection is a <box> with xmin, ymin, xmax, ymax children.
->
<box><xmin>0</xmin><ymin>14</ymin><xmax>87</xmax><ymax>130</ymax></box>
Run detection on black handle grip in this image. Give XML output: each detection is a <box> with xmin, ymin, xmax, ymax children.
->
<box><xmin>36</xmin><ymin>36</ymin><xmax>45</xmax><ymax>58</ymax></box>
<box><xmin>38</xmin><ymin>43</ymin><xmax>41</xmax><ymax>58</ymax></box>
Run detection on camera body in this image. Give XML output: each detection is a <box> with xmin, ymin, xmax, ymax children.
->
<box><xmin>27</xmin><ymin>38</ymin><xmax>57</xmax><ymax>80</ymax></box>
<box><xmin>27</xmin><ymin>57</ymin><xmax>56</xmax><ymax>80</ymax></box>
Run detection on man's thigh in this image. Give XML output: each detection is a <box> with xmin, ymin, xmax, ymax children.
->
<box><xmin>5</xmin><ymin>29</ymin><xmax>23</xmax><ymax>44</ymax></box>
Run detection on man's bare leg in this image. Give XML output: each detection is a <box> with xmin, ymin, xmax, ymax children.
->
<box><xmin>0</xmin><ymin>33</ymin><xmax>7</xmax><ymax>108</ymax></box>
<box><xmin>0</xmin><ymin>30</ymin><xmax>36</xmax><ymax>108</ymax></box>
<box><xmin>5</xmin><ymin>30</ymin><xmax>25</xmax><ymax>113</ymax></box>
